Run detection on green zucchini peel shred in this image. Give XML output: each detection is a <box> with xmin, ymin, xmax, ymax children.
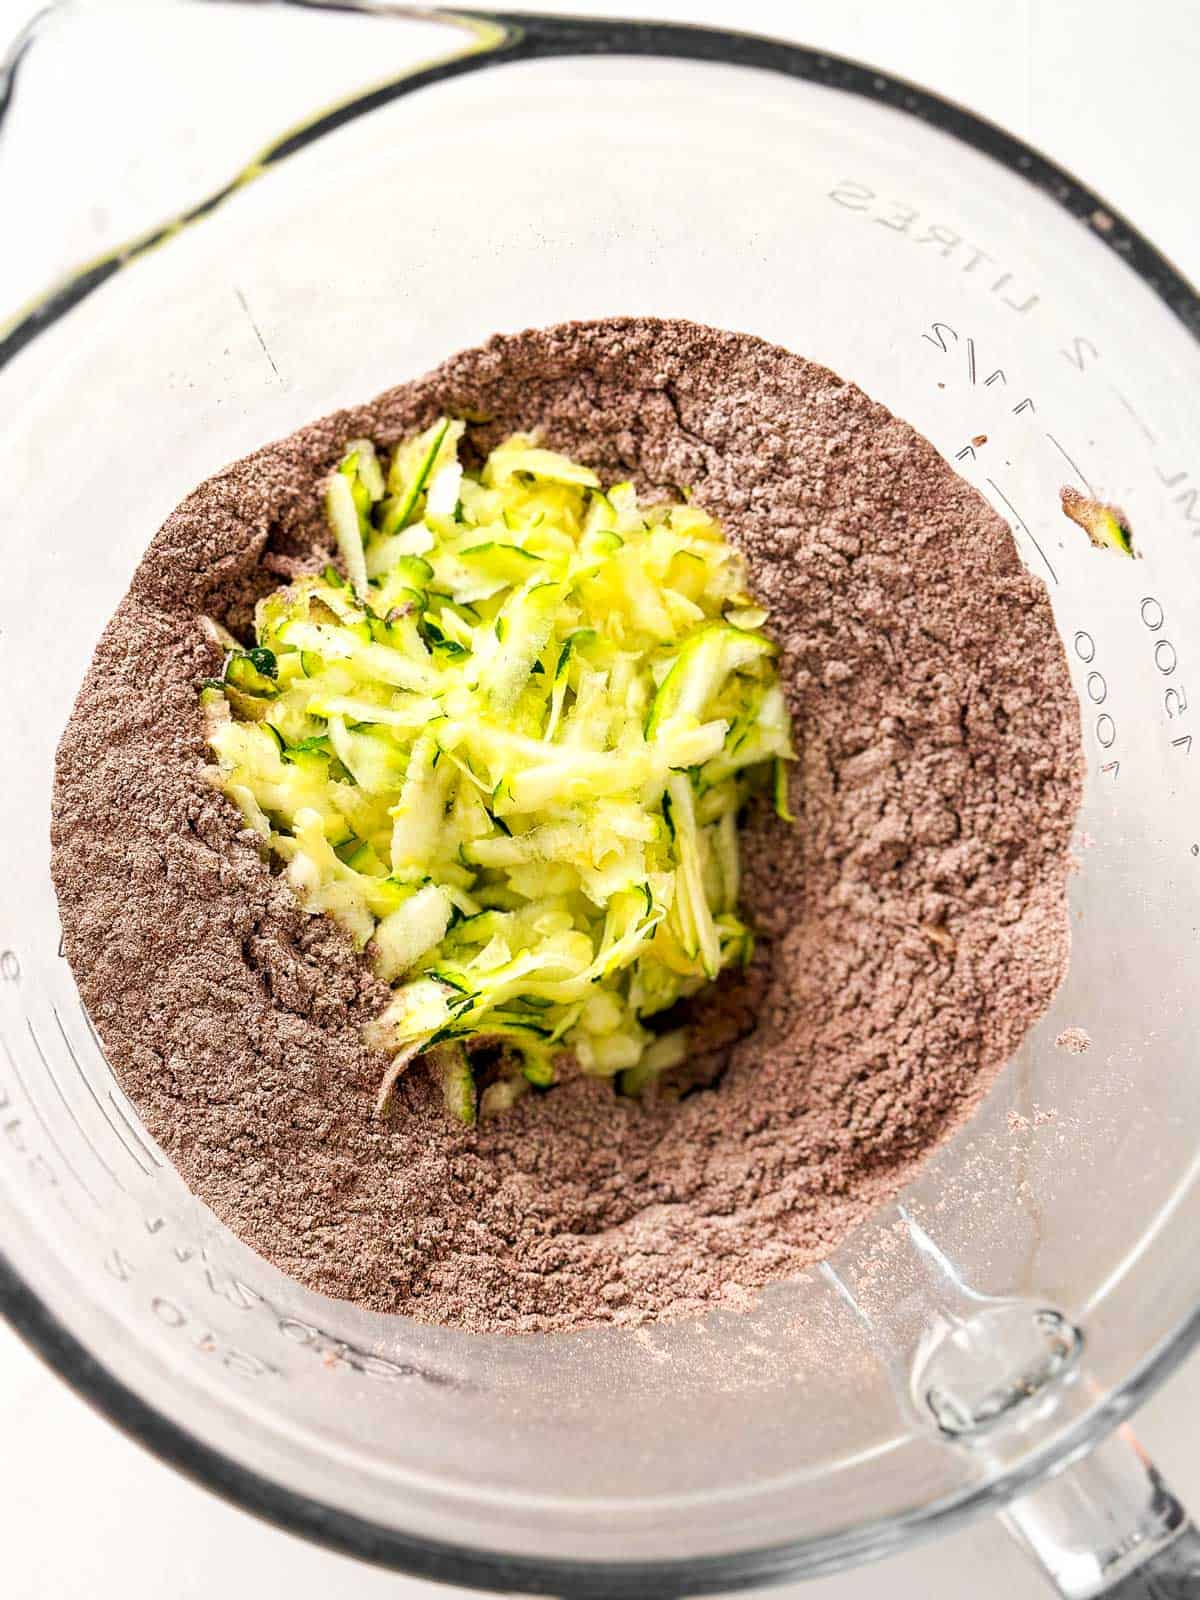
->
<box><xmin>201</xmin><ymin>422</ymin><xmax>794</xmax><ymax>1122</ymax></box>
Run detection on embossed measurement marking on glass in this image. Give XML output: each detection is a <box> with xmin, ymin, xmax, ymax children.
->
<box><xmin>1111</xmin><ymin>386</ymin><xmax>1157</xmax><ymax>446</ymax></box>
<box><xmin>828</xmin><ymin>182</ymin><xmax>1041</xmax><ymax>315</ymax></box>
<box><xmin>1138</xmin><ymin>596</ymin><xmax>1193</xmax><ymax>759</ymax></box>
<box><xmin>0</xmin><ymin>1033</ymin><xmax>90</xmax><ymax>1214</ymax></box>
<box><xmin>986</xmin><ymin>478</ymin><xmax>1058</xmax><ymax>586</ymax></box>
<box><xmin>50</xmin><ymin>1005</ymin><xmax>139</xmax><ymax>1186</ymax></box>
<box><xmin>918</xmin><ymin>320</ymin><xmax>1037</xmax><ymax>425</ymax></box>
<box><xmin>18</xmin><ymin>1020</ymin><xmax>104</xmax><ymax>1205</ymax></box>
<box><xmin>916</xmin><ymin>317</ymin><xmax>1110</xmax><ymax>582</ymax></box>
<box><xmin>105</xmin><ymin>1092</ymin><xmax>159</xmax><ymax>1176</ymax></box>
<box><xmin>1154</xmin><ymin>463</ymin><xmax>1200</xmax><ymax>539</ymax></box>
<box><xmin>1045</xmin><ymin>433</ymin><xmax>1093</xmax><ymax>495</ymax></box>
<box><xmin>27</xmin><ymin>1013</ymin><xmax>124</xmax><ymax>1192</ymax></box>
<box><xmin>114</xmin><ymin>1206</ymin><xmax>469</xmax><ymax>1389</ymax></box>
<box><xmin>78</xmin><ymin>999</ymin><xmax>163</xmax><ymax>1169</ymax></box>
<box><xmin>1072</xmin><ymin>628</ymin><xmax>1119</xmax><ymax>779</ymax></box>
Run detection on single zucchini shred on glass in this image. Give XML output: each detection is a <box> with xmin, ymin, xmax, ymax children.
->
<box><xmin>201</xmin><ymin>419</ymin><xmax>795</xmax><ymax>1124</ymax></box>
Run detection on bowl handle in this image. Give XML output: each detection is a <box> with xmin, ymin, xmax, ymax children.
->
<box><xmin>829</xmin><ymin>1207</ymin><xmax>1200</xmax><ymax>1595</ymax></box>
<box><xmin>1003</xmin><ymin>1425</ymin><xmax>1200</xmax><ymax>1596</ymax></box>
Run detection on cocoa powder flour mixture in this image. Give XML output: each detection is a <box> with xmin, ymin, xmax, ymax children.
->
<box><xmin>51</xmin><ymin>319</ymin><xmax>1082</xmax><ymax>1333</ymax></box>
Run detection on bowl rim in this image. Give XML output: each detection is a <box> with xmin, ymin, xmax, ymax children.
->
<box><xmin>4</xmin><ymin>6</ymin><xmax>1200</xmax><ymax>1593</ymax></box>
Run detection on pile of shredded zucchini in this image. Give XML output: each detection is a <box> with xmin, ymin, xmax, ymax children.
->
<box><xmin>201</xmin><ymin>419</ymin><xmax>794</xmax><ymax>1123</ymax></box>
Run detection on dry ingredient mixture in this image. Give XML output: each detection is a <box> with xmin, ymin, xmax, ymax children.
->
<box><xmin>1055</xmin><ymin>1026</ymin><xmax>1092</xmax><ymax>1055</ymax></box>
<box><xmin>51</xmin><ymin>319</ymin><xmax>1083</xmax><ymax>1333</ymax></box>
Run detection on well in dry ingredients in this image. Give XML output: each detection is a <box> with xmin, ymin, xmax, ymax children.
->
<box><xmin>52</xmin><ymin>319</ymin><xmax>1082</xmax><ymax>1333</ymax></box>
<box><xmin>202</xmin><ymin>423</ymin><xmax>792</xmax><ymax>1122</ymax></box>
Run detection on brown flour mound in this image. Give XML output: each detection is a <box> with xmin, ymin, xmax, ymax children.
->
<box><xmin>51</xmin><ymin>319</ymin><xmax>1082</xmax><ymax>1333</ymax></box>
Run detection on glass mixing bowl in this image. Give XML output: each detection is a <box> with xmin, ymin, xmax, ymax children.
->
<box><xmin>4</xmin><ymin>6</ymin><xmax>1200</xmax><ymax>1595</ymax></box>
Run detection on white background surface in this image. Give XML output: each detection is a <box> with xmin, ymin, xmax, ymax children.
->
<box><xmin>2</xmin><ymin>1</ymin><xmax>1199</xmax><ymax>1595</ymax></box>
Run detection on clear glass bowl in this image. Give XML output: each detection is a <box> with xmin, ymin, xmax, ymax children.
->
<box><xmin>3</xmin><ymin>6</ymin><xmax>1200</xmax><ymax>1595</ymax></box>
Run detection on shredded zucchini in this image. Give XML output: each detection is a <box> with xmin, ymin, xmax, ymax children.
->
<box><xmin>202</xmin><ymin>423</ymin><xmax>794</xmax><ymax>1121</ymax></box>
